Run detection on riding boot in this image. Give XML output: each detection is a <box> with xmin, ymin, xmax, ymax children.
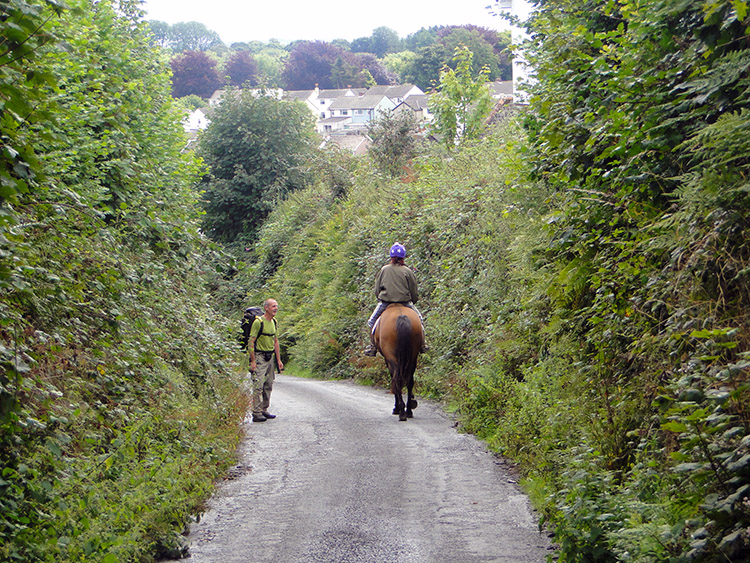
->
<box><xmin>420</xmin><ymin>330</ymin><xmax>429</xmax><ymax>353</ymax></box>
<box><xmin>364</xmin><ymin>331</ymin><xmax>377</xmax><ymax>356</ymax></box>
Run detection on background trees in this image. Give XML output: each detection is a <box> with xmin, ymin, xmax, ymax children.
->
<box><xmin>170</xmin><ymin>50</ymin><xmax>222</xmax><ymax>97</ymax></box>
<box><xmin>198</xmin><ymin>90</ymin><xmax>317</xmax><ymax>248</ymax></box>
<box><xmin>224</xmin><ymin>50</ymin><xmax>259</xmax><ymax>86</ymax></box>
<box><xmin>351</xmin><ymin>26</ymin><xmax>403</xmax><ymax>57</ymax></box>
<box><xmin>282</xmin><ymin>40</ymin><xmax>394</xmax><ymax>90</ymax></box>
<box><xmin>154</xmin><ymin>22</ymin><xmax>511</xmax><ymax>99</ymax></box>
<box><xmin>147</xmin><ymin>20</ymin><xmax>224</xmax><ymax>52</ymax></box>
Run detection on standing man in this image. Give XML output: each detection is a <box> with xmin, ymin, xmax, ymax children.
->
<box><xmin>249</xmin><ymin>298</ymin><xmax>283</xmax><ymax>422</ymax></box>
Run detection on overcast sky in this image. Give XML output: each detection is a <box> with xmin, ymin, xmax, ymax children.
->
<box><xmin>139</xmin><ymin>0</ymin><xmax>532</xmax><ymax>45</ymax></box>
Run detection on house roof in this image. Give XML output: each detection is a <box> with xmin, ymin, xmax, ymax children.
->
<box><xmin>285</xmin><ymin>90</ymin><xmax>316</xmax><ymax>101</ymax></box>
<box><xmin>398</xmin><ymin>94</ymin><xmax>430</xmax><ymax>111</ymax></box>
<box><xmin>323</xmin><ymin>133</ymin><xmax>372</xmax><ymax>155</ymax></box>
<box><xmin>319</xmin><ymin>116</ymin><xmax>351</xmax><ymax>124</ymax></box>
<box><xmin>318</xmin><ymin>88</ymin><xmax>355</xmax><ymax>99</ymax></box>
<box><xmin>329</xmin><ymin>94</ymin><xmax>393</xmax><ymax>110</ymax></box>
<box><xmin>365</xmin><ymin>84</ymin><xmax>422</xmax><ymax>99</ymax></box>
<box><xmin>490</xmin><ymin>80</ymin><xmax>514</xmax><ymax>97</ymax></box>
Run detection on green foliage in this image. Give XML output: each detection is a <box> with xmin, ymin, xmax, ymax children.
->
<box><xmin>198</xmin><ymin>88</ymin><xmax>317</xmax><ymax>249</ymax></box>
<box><xmin>516</xmin><ymin>0</ymin><xmax>750</xmax><ymax>559</ymax></box>
<box><xmin>148</xmin><ymin>20</ymin><xmax>224</xmax><ymax>52</ymax></box>
<box><xmin>429</xmin><ymin>46</ymin><xmax>494</xmax><ymax>148</ymax></box>
<box><xmin>350</xmin><ymin>26</ymin><xmax>403</xmax><ymax>58</ymax></box>
<box><xmin>367</xmin><ymin>110</ymin><xmax>422</xmax><ymax>178</ymax></box>
<box><xmin>398</xmin><ymin>26</ymin><xmax>512</xmax><ymax>90</ymax></box>
<box><xmin>229</xmin><ymin>1</ymin><xmax>750</xmax><ymax>561</ymax></box>
<box><xmin>1</xmin><ymin>0</ymin><xmax>244</xmax><ymax>560</ymax></box>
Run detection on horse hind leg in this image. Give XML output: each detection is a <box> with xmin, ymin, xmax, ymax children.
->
<box><xmin>406</xmin><ymin>373</ymin><xmax>417</xmax><ymax>418</ymax></box>
<box><xmin>393</xmin><ymin>391</ymin><xmax>406</xmax><ymax>421</ymax></box>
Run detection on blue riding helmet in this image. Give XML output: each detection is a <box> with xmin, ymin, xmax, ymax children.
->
<box><xmin>390</xmin><ymin>243</ymin><xmax>406</xmax><ymax>258</ymax></box>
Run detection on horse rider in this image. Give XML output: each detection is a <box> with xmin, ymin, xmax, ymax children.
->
<box><xmin>364</xmin><ymin>242</ymin><xmax>426</xmax><ymax>356</ymax></box>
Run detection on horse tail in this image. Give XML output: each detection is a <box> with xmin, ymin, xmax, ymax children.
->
<box><xmin>391</xmin><ymin>314</ymin><xmax>415</xmax><ymax>394</ymax></box>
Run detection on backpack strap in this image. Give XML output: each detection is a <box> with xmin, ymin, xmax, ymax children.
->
<box><xmin>257</xmin><ymin>316</ymin><xmax>278</xmax><ymax>337</ymax></box>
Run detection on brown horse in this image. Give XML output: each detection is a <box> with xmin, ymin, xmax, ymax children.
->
<box><xmin>373</xmin><ymin>304</ymin><xmax>423</xmax><ymax>421</ymax></box>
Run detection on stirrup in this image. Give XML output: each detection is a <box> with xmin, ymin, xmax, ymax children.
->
<box><xmin>364</xmin><ymin>345</ymin><xmax>377</xmax><ymax>356</ymax></box>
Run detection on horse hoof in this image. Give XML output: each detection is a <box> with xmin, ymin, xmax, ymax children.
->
<box><xmin>399</xmin><ymin>414</ymin><xmax>408</xmax><ymax>421</ymax></box>
<box><xmin>406</xmin><ymin>411</ymin><xmax>413</xmax><ymax>418</ymax></box>
<box><xmin>392</xmin><ymin>408</ymin><xmax>400</xmax><ymax>415</ymax></box>
<box><xmin>408</xmin><ymin>399</ymin><xmax>418</xmax><ymax>409</ymax></box>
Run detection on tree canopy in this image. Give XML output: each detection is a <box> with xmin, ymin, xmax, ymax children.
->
<box><xmin>198</xmin><ymin>90</ymin><xmax>318</xmax><ymax>247</ymax></box>
<box><xmin>429</xmin><ymin>46</ymin><xmax>494</xmax><ymax>147</ymax></box>
<box><xmin>147</xmin><ymin>20</ymin><xmax>224</xmax><ymax>52</ymax></box>
<box><xmin>170</xmin><ymin>50</ymin><xmax>222</xmax><ymax>97</ymax></box>
<box><xmin>282</xmin><ymin>40</ymin><xmax>394</xmax><ymax>90</ymax></box>
<box><xmin>224</xmin><ymin>50</ymin><xmax>259</xmax><ymax>86</ymax></box>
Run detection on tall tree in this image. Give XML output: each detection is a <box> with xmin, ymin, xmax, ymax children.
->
<box><xmin>198</xmin><ymin>89</ymin><xmax>317</xmax><ymax>247</ymax></box>
<box><xmin>367</xmin><ymin>110</ymin><xmax>421</xmax><ymax>177</ymax></box>
<box><xmin>146</xmin><ymin>19</ymin><xmax>171</xmax><ymax>48</ymax></box>
<box><xmin>370</xmin><ymin>26</ymin><xmax>403</xmax><ymax>58</ymax></box>
<box><xmin>170</xmin><ymin>50</ymin><xmax>222</xmax><ymax>97</ymax></box>
<box><xmin>282</xmin><ymin>40</ymin><xmax>342</xmax><ymax>89</ymax></box>
<box><xmin>405</xmin><ymin>42</ymin><xmax>449</xmax><ymax>90</ymax></box>
<box><xmin>350</xmin><ymin>36</ymin><xmax>373</xmax><ymax>53</ymax></box>
<box><xmin>330</xmin><ymin>55</ymin><xmax>359</xmax><ymax>88</ymax></box>
<box><xmin>429</xmin><ymin>46</ymin><xmax>493</xmax><ymax>147</ymax></box>
<box><xmin>169</xmin><ymin>21</ymin><xmax>223</xmax><ymax>52</ymax></box>
<box><xmin>224</xmin><ymin>50</ymin><xmax>259</xmax><ymax>86</ymax></box>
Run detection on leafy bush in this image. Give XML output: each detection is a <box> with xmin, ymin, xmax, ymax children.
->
<box><xmin>1</xmin><ymin>1</ymin><xmax>245</xmax><ymax>560</ymax></box>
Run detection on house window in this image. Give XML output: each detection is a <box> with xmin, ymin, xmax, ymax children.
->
<box><xmin>320</xmin><ymin>100</ymin><xmax>325</xmax><ymax>104</ymax></box>
<box><xmin>354</xmin><ymin>109</ymin><xmax>365</xmax><ymax>115</ymax></box>
<box><xmin>324</xmin><ymin>125</ymin><xmax>332</xmax><ymax>132</ymax></box>
<box><xmin>341</xmin><ymin>110</ymin><xmax>348</xmax><ymax>115</ymax></box>
<box><xmin>320</xmin><ymin>112</ymin><xmax>326</xmax><ymax>118</ymax></box>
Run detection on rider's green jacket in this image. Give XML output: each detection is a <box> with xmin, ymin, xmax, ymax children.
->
<box><xmin>374</xmin><ymin>263</ymin><xmax>419</xmax><ymax>304</ymax></box>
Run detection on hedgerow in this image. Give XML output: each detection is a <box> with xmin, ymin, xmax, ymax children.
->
<box><xmin>1</xmin><ymin>1</ymin><xmax>244</xmax><ymax>560</ymax></box>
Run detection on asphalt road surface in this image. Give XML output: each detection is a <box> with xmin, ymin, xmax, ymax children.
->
<box><xmin>177</xmin><ymin>374</ymin><xmax>553</xmax><ymax>562</ymax></box>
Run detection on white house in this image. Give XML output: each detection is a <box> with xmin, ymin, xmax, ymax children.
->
<box><xmin>323</xmin><ymin>94</ymin><xmax>396</xmax><ymax>133</ymax></box>
<box><xmin>497</xmin><ymin>0</ymin><xmax>534</xmax><ymax>103</ymax></box>
<box><xmin>183</xmin><ymin>107</ymin><xmax>210</xmax><ymax>135</ymax></box>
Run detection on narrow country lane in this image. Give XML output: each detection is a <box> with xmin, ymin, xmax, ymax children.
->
<box><xmin>175</xmin><ymin>375</ymin><xmax>553</xmax><ymax>562</ymax></box>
